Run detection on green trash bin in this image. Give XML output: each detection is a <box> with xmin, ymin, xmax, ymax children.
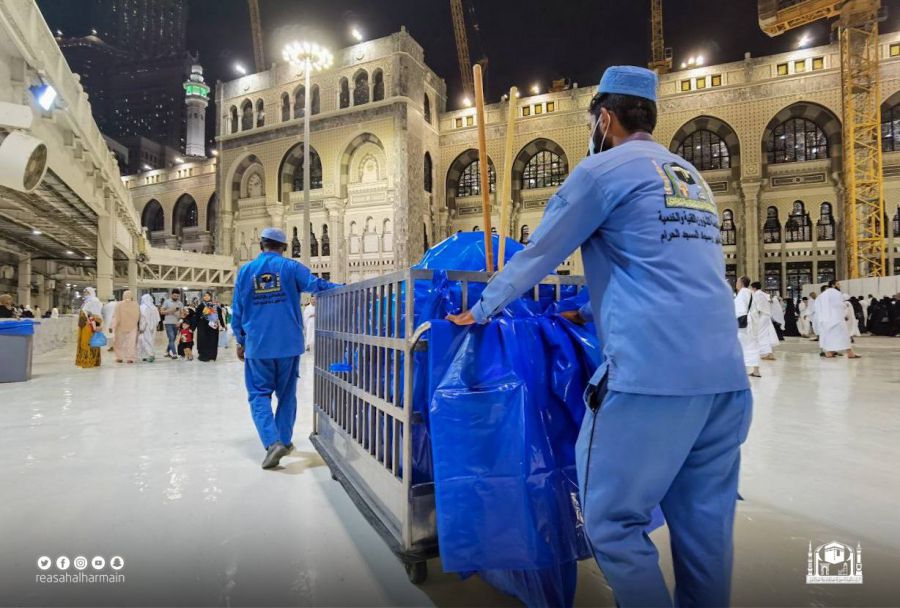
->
<box><xmin>0</xmin><ymin>319</ymin><xmax>37</xmax><ymax>383</ymax></box>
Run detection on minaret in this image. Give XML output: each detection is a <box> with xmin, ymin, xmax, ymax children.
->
<box><xmin>807</xmin><ymin>542</ymin><xmax>813</xmax><ymax>576</ymax></box>
<box><xmin>183</xmin><ymin>63</ymin><xmax>209</xmax><ymax>158</ymax></box>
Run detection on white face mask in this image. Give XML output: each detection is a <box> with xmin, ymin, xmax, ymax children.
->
<box><xmin>587</xmin><ymin>111</ymin><xmax>611</xmax><ymax>156</ymax></box>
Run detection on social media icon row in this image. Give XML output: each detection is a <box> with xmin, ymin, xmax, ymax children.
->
<box><xmin>37</xmin><ymin>555</ymin><xmax>124</xmax><ymax>571</ymax></box>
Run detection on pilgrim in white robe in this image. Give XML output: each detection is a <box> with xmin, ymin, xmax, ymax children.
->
<box><xmin>815</xmin><ymin>288</ymin><xmax>852</xmax><ymax>352</ymax></box>
<box><xmin>797</xmin><ymin>300</ymin><xmax>811</xmax><ymax>336</ymax></box>
<box><xmin>303</xmin><ymin>302</ymin><xmax>316</xmax><ymax>351</ymax></box>
<box><xmin>771</xmin><ymin>295</ymin><xmax>786</xmax><ymax>330</ymax></box>
<box><xmin>844</xmin><ymin>299</ymin><xmax>861</xmax><ymax>338</ymax></box>
<box><xmin>735</xmin><ymin>287</ymin><xmax>760</xmax><ymax>367</ymax></box>
<box><xmin>752</xmin><ymin>289</ymin><xmax>779</xmax><ymax>355</ymax></box>
<box><xmin>139</xmin><ymin>294</ymin><xmax>160</xmax><ymax>360</ymax></box>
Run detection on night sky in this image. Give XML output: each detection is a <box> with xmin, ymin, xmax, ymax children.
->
<box><xmin>39</xmin><ymin>0</ymin><xmax>900</xmax><ymax>138</ymax></box>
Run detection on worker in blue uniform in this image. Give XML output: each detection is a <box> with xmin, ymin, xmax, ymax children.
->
<box><xmin>231</xmin><ymin>228</ymin><xmax>338</xmax><ymax>469</ymax></box>
<box><xmin>447</xmin><ymin>66</ymin><xmax>752</xmax><ymax>606</ymax></box>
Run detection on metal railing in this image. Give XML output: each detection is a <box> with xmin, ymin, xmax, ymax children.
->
<box><xmin>311</xmin><ymin>268</ymin><xmax>586</xmax><ymax>576</ymax></box>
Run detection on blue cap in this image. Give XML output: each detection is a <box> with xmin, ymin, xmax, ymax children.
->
<box><xmin>597</xmin><ymin>66</ymin><xmax>658</xmax><ymax>103</ymax></box>
<box><xmin>260</xmin><ymin>227</ymin><xmax>288</xmax><ymax>244</ymax></box>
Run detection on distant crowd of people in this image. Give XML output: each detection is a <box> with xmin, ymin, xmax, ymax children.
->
<box><xmin>67</xmin><ymin>287</ymin><xmax>318</xmax><ymax>369</ymax></box>
<box><xmin>0</xmin><ymin>293</ymin><xmax>58</xmax><ymax>320</ymax></box>
<box><xmin>734</xmin><ymin>277</ymin><xmax>900</xmax><ymax>377</ymax></box>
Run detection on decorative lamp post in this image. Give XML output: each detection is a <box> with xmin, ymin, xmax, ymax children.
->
<box><xmin>282</xmin><ymin>41</ymin><xmax>333</xmax><ymax>265</ymax></box>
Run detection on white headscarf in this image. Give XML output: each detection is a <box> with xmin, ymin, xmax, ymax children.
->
<box><xmin>81</xmin><ymin>287</ymin><xmax>103</xmax><ymax>317</ymax></box>
<box><xmin>51</xmin><ymin>308</ymin><xmax>59</xmax><ymax>318</ymax></box>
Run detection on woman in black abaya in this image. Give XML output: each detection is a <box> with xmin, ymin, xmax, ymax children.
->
<box><xmin>195</xmin><ymin>291</ymin><xmax>225</xmax><ymax>361</ymax></box>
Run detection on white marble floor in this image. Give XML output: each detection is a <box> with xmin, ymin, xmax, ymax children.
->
<box><xmin>0</xmin><ymin>335</ymin><xmax>898</xmax><ymax>607</ymax></box>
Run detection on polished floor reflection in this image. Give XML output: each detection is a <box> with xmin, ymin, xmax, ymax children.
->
<box><xmin>0</xmin><ymin>336</ymin><xmax>897</xmax><ymax>606</ymax></box>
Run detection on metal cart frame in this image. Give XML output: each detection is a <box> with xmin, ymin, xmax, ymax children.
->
<box><xmin>311</xmin><ymin>268</ymin><xmax>585</xmax><ymax>583</ymax></box>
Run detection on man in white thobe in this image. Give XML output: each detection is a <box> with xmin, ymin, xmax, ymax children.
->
<box><xmin>750</xmin><ymin>282</ymin><xmax>778</xmax><ymax>360</ymax></box>
<box><xmin>735</xmin><ymin>276</ymin><xmax>761</xmax><ymax>377</ymax></box>
<box><xmin>815</xmin><ymin>282</ymin><xmax>860</xmax><ymax>358</ymax></box>
<box><xmin>844</xmin><ymin>296</ymin><xmax>861</xmax><ymax>340</ymax></box>
<box><xmin>771</xmin><ymin>294</ymin><xmax>786</xmax><ymax>340</ymax></box>
<box><xmin>303</xmin><ymin>296</ymin><xmax>316</xmax><ymax>352</ymax></box>
<box><xmin>797</xmin><ymin>298</ymin><xmax>811</xmax><ymax>336</ymax></box>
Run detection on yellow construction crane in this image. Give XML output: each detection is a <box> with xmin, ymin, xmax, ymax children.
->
<box><xmin>758</xmin><ymin>0</ymin><xmax>885</xmax><ymax>278</ymax></box>
<box><xmin>649</xmin><ymin>0</ymin><xmax>673</xmax><ymax>75</ymax></box>
<box><xmin>450</xmin><ymin>0</ymin><xmax>475</xmax><ymax>98</ymax></box>
<box><xmin>248</xmin><ymin>0</ymin><xmax>265</xmax><ymax>73</ymax></box>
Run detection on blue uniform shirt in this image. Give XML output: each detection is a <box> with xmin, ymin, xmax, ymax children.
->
<box><xmin>472</xmin><ymin>137</ymin><xmax>749</xmax><ymax>396</ymax></box>
<box><xmin>231</xmin><ymin>252</ymin><xmax>337</xmax><ymax>359</ymax></box>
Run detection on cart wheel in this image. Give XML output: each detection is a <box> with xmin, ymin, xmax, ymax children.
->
<box><xmin>405</xmin><ymin>561</ymin><xmax>427</xmax><ymax>584</ymax></box>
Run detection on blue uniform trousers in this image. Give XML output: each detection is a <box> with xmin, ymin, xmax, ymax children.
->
<box><xmin>244</xmin><ymin>356</ymin><xmax>301</xmax><ymax>449</ymax></box>
<box><xmin>576</xmin><ymin>387</ymin><xmax>752</xmax><ymax>607</ymax></box>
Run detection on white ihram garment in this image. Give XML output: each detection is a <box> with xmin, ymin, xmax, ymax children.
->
<box><xmin>735</xmin><ymin>287</ymin><xmax>760</xmax><ymax>367</ymax></box>
<box><xmin>751</xmin><ymin>290</ymin><xmax>779</xmax><ymax>355</ymax></box>
<box><xmin>797</xmin><ymin>301</ymin><xmax>811</xmax><ymax>336</ymax></box>
<box><xmin>845</xmin><ymin>300</ymin><xmax>861</xmax><ymax>338</ymax></box>
<box><xmin>815</xmin><ymin>288</ymin><xmax>852</xmax><ymax>352</ymax></box>
<box><xmin>303</xmin><ymin>303</ymin><xmax>316</xmax><ymax>350</ymax></box>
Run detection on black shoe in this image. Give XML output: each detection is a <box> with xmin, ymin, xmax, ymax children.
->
<box><xmin>285</xmin><ymin>443</ymin><xmax>294</xmax><ymax>453</ymax></box>
<box><xmin>262</xmin><ymin>442</ymin><xmax>289</xmax><ymax>469</ymax></box>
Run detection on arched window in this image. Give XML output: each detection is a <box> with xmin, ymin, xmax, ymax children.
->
<box><xmin>763</xmin><ymin>206</ymin><xmax>781</xmax><ymax>244</ymax></box>
<box><xmin>255</xmin><ymin>99</ymin><xmax>265</xmax><ymax>128</ymax></box>
<box><xmin>321</xmin><ymin>224</ymin><xmax>330</xmax><ymax>256</ymax></box>
<box><xmin>173</xmin><ymin>194</ymin><xmax>198</xmax><ymax>240</ymax></box>
<box><xmin>141</xmin><ymin>201</ymin><xmax>164</xmax><ymax>232</ymax></box>
<box><xmin>768</xmin><ymin>118</ymin><xmax>828</xmax><ymax>164</ymax></box>
<box><xmin>294</xmin><ymin>86</ymin><xmax>305</xmax><ymax>119</ymax></box>
<box><xmin>281</xmin><ymin>93</ymin><xmax>290</xmax><ymax>121</ymax></box>
<box><xmin>720</xmin><ymin>209</ymin><xmax>736</xmax><ymax>246</ymax></box>
<box><xmin>893</xmin><ymin>207</ymin><xmax>900</xmax><ymax>237</ymax></box>
<box><xmin>424</xmin><ymin>152</ymin><xmax>433</xmax><ymax>193</ymax></box>
<box><xmin>185</xmin><ymin>202</ymin><xmax>198</xmax><ymax>227</ymax></box>
<box><xmin>372</xmin><ymin>69</ymin><xmax>384</xmax><ymax>102</ymax></box>
<box><xmin>882</xmin><ymin>103</ymin><xmax>900</xmax><ymax>153</ymax></box>
<box><xmin>206</xmin><ymin>194</ymin><xmax>218</xmax><ymax>233</ymax></box>
<box><xmin>290</xmin><ymin>149</ymin><xmax>324</xmax><ymax>190</ymax></box>
<box><xmin>241</xmin><ymin>100</ymin><xmax>253</xmax><ymax>131</ymax></box>
<box><xmin>424</xmin><ymin>94</ymin><xmax>432</xmax><ymax>124</ymax></box>
<box><xmin>675</xmin><ymin>130</ymin><xmax>730</xmax><ymax>171</ymax></box>
<box><xmin>785</xmin><ymin>200</ymin><xmax>812</xmax><ymax>242</ymax></box>
<box><xmin>309</xmin><ymin>226</ymin><xmax>318</xmax><ymax>257</ymax></box>
<box><xmin>519</xmin><ymin>225</ymin><xmax>530</xmax><ymax>244</ymax></box>
<box><xmin>457</xmin><ymin>160</ymin><xmax>496</xmax><ymax>197</ymax></box>
<box><xmin>339</xmin><ymin>78</ymin><xmax>350</xmax><ymax>109</ymax></box>
<box><xmin>816</xmin><ymin>202</ymin><xmax>835</xmax><ymax>241</ymax></box>
<box><xmin>311</xmin><ymin>84</ymin><xmax>320</xmax><ymax>115</ymax></box>
<box><xmin>229</xmin><ymin>106</ymin><xmax>238</xmax><ymax>134</ymax></box>
<box><xmin>353</xmin><ymin>71</ymin><xmax>369</xmax><ymax>105</ymax></box>
<box><xmin>522</xmin><ymin>150</ymin><xmax>567</xmax><ymax>189</ymax></box>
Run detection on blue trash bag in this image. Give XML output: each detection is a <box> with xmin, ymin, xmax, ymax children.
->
<box><xmin>429</xmin><ymin>318</ymin><xmax>595</xmax><ymax>607</ymax></box>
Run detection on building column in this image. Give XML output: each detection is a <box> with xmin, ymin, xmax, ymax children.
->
<box><xmin>832</xmin><ymin>174</ymin><xmax>848</xmax><ymax>279</ymax></box>
<box><xmin>325</xmin><ymin>200</ymin><xmax>346</xmax><ymax>283</ymax></box>
<box><xmin>36</xmin><ymin>272</ymin><xmax>46</xmax><ymax>310</ymax></box>
<box><xmin>392</xmin><ymin>106</ymin><xmax>425</xmax><ymax>268</ymax></box>
<box><xmin>97</xmin><ymin>210</ymin><xmax>115</xmax><ymax>300</ymax></box>
<box><xmin>17</xmin><ymin>256</ymin><xmax>31</xmax><ymax>307</ymax></box>
<box><xmin>128</xmin><ymin>258</ymin><xmax>138</xmax><ymax>296</ymax></box>
<box><xmin>739</xmin><ymin>179</ymin><xmax>763</xmax><ymax>280</ymax></box>
<box><xmin>221</xmin><ymin>211</ymin><xmax>234</xmax><ymax>257</ymax></box>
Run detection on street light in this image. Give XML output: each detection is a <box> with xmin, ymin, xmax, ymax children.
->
<box><xmin>282</xmin><ymin>40</ymin><xmax>333</xmax><ymax>266</ymax></box>
<box><xmin>351</xmin><ymin>27</ymin><xmax>363</xmax><ymax>42</ymax></box>
<box><xmin>234</xmin><ymin>63</ymin><xmax>247</xmax><ymax>76</ymax></box>
<box><xmin>462</xmin><ymin>96</ymin><xmax>472</xmax><ymax>107</ymax></box>
<box><xmin>531</xmin><ymin>83</ymin><xmax>540</xmax><ymax>95</ymax></box>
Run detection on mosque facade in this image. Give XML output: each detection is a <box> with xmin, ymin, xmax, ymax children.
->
<box><xmin>127</xmin><ymin>28</ymin><xmax>900</xmax><ymax>297</ymax></box>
